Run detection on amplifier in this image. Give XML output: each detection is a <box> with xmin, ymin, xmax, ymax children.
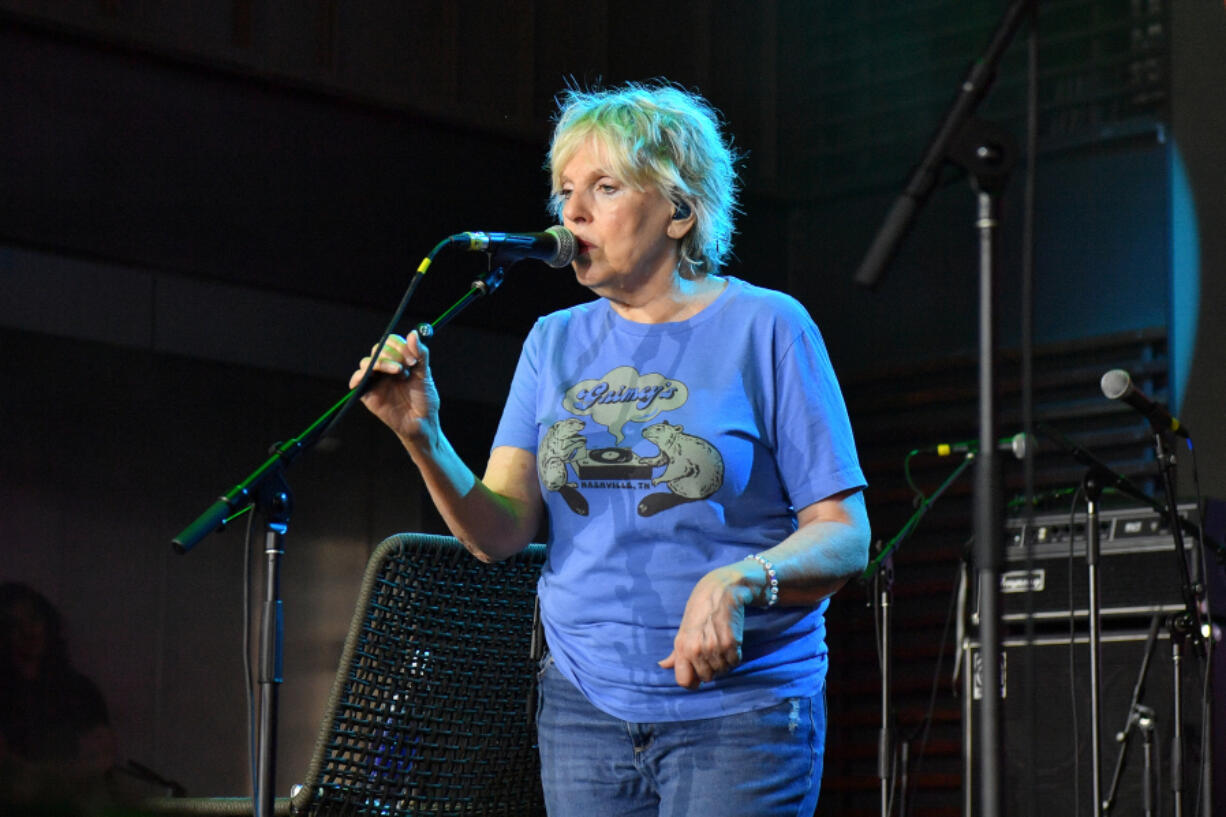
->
<box><xmin>964</xmin><ymin>629</ymin><xmax>1204</xmax><ymax>817</ymax></box>
<box><xmin>975</xmin><ymin>504</ymin><xmax>1199</xmax><ymax>624</ymax></box>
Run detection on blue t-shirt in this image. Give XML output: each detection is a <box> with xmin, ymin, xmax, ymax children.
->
<box><xmin>492</xmin><ymin>276</ymin><xmax>865</xmax><ymax>721</ymax></box>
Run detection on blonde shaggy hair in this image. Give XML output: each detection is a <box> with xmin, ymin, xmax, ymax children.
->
<box><xmin>547</xmin><ymin>82</ymin><xmax>741</xmax><ymax>274</ymax></box>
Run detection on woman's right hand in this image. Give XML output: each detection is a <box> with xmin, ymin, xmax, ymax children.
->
<box><xmin>349</xmin><ymin>333</ymin><xmax>542</xmax><ymax>560</ymax></box>
<box><xmin>349</xmin><ymin>331</ymin><xmax>440</xmax><ymax>446</ymax></box>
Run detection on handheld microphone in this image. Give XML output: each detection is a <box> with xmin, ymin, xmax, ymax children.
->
<box><xmin>450</xmin><ymin>225</ymin><xmax>577</xmax><ymax>268</ymax></box>
<box><xmin>1100</xmin><ymin>369</ymin><xmax>1189</xmax><ymax>438</ymax></box>
<box><xmin>925</xmin><ymin>432</ymin><xmax>1032</xmax><ymax>460</ymax></box>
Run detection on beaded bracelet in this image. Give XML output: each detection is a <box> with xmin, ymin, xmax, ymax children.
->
<box><xmin>746</xmin><ymin>554</ymin><xmax>779</xmax><ymax>608</ymax></box>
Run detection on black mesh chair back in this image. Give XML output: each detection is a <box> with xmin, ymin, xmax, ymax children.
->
<box><xmin>146</xmin><ymin>533</ymin><xmax>547</xmax><ymax>816</ymax></box>
<box><xmin>292</xmin><ymin>533</ymin><xmax>547</xmax><ymax>816</ymax></box>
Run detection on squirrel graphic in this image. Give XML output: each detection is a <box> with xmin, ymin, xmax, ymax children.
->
<box><xmin>538</xmin><ymin>418</ymin><xmax>589</xmax><ymax>515</ymax></box>
<box><xmin>638</xmin><ymin>420</ymin><xmax>724</xmax><ymax>517</ymax></box>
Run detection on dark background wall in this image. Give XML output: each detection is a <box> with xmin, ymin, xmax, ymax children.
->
<box><xmin>1</xmin><ymin>1</ymin><xmax>1222</xmax><ymax>812</ymax></box>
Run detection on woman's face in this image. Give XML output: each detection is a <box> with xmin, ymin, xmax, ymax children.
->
<box><xmin>558</xmin><ymin>140</ymin><xmax>685</xmax><ymax>301</ymax></box>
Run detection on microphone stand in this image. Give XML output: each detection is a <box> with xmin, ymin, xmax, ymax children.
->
<box><xmin>170</xmin><ymin>260</ymin><xmax>510</xmax><ymax>817</ymax></box>
<box><xmin>1152</xmin><ymin>432</ymin><xmax>1203</xmax><ymax>639</ymax></box>
<box><xmin>861</xmin><ymin>452</ymin><xmax>976</xmax><ymax>817</ymax></box>
<box><xmin>969</xmin><ymin>142</ymin><xmax>1014</xmax><ymax>817</ymax></box>
<box><xmin>1149</xmin><ymin>430</ymin><xmax>1205</xmax><ymax>817</ymax></box>
<box><xmin>1035</xmin><ymin>424</ymin><xmax>1170</xmax><ymax>816</ymax></box>
<box><xmin>852</xmin><ymin>6</ymin><xmax>1033</xmax><ymax>814</ymax></box>
<box><xmin>1037</xmin><ymin>422</ymin><xmax>1211</xmax><ymax>815</ymax></box>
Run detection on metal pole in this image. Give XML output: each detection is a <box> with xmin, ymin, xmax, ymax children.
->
<box><xmin>1171</xmin><ymin>637</ymin><xmax>1184</xmax><ymax>817</ymax></box>
<box><xmin>973</xmin><ymin>189</ymin><xmax>1004</xmax><ymax>817</ymax></box>
<box><xmin>256</xmin><ymin>516</ymin><xmax>287</xmax><ymax>817</ymax></box>
<box><xmin>1085</xmin><ymin>485</ymin><xmax>1105</xmax><ymax>815</ymax></box>
<box><xmin>879</xmin><ymin>569</ymin><xmax>894</xmax><ymax>817</ymax></box>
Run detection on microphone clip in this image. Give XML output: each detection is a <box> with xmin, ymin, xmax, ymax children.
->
<box><xmin>472</xmin><ymin>263</ymin><xmax>506</xmax><ymax>296</ymax></box>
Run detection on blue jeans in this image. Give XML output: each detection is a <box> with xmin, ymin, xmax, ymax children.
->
<box><xmin>536</xmin><ymin>658</ymin><xmax>825</xmax><ymax>817</ymax></box>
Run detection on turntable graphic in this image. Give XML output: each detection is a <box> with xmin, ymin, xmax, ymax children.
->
<box><xmin>573</xmin><ymin>446</ymin><xmax>655</xmax><ymax>480</ymax></box>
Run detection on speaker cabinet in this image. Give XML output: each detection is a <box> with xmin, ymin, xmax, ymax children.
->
<box><xmin>965</xmin><ymin>628</ymin><xmax>1207</xmax><ymax>817</ymax></box>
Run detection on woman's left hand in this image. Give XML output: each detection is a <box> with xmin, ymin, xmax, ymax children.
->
<box><xmin>658</xmin><ymin>490</ymin><xmax>871</xmax><ymax>690</ymax></box>
<box><xmin>659</xmin><ymin>562</ymin><xmax>758</xmax><ymax>690</ymax></box>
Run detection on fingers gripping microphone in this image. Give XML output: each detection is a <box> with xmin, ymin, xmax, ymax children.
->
<box><xmin>1100</xmin><ymin>368</ymin><xmax>1189</xmax><ymax>438</ymax></box>
<box><xmin>450</xmin><ymin>225</ymin><xmax>577</xmax><ymax>268</ymax></box>
<box><xmin>926</xmin><ymin>432</ymin><xmax>1032</xmax><ymax>459</ymax></box>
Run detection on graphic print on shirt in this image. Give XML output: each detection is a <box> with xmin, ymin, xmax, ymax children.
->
<box><xmin>539</xmin><ymin>365</ymin><xmax>724</xmax><ymax>517</ymax></box>
<box><xmin>538</xmin><ymin>417</ymin><xmax>589</xmax><ymax>515</ymax></box>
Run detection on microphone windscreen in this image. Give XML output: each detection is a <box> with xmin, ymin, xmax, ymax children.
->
<box><xmin>1010</xmin><ymin>432</ymin><xmax>1029</xmax><ymax>460</ymax></box>
<box><xmin>545</xmin><ymin>225</ymin><xmax>577</xmax><ymax>268</ymax></box>
<box><xmin>1100</xmin><ymin>368</ymin><xmax>1131</xmax><ymax>400</ymax></box>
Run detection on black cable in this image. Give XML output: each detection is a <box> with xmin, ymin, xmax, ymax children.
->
<box><xmin>903</xmin><ymin>449</ymin><xmax>927</xmax><ymax>509</ymax></box>
<box><xmin>1185</xmin><ymin>436</ymin><xmax>1212</xmax><ymax>817</ymax></box>
<box><xmin>242</xmin><ymin>505</ymin><xmax>257</xmax><ymax>804</ymax></box>
<box><xmin>903</xmin><ymin>550</ymin><xmax>968</xmax><ymax>817</ymax></box>
<box><xmin>316</xmin><ymin>235</ymin><xmax>451</xmax><ymax>445</ymax></box>
<box><xmin>878</xmin><ymin>455</ymin><xmax>973</xmax><ymax>817</ymax></box>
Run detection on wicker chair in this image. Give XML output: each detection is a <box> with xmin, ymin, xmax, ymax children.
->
<box><xmin>148</xmin><ymin>533</ymin><xmax>547</xmax><ymax>816</ymax></box>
